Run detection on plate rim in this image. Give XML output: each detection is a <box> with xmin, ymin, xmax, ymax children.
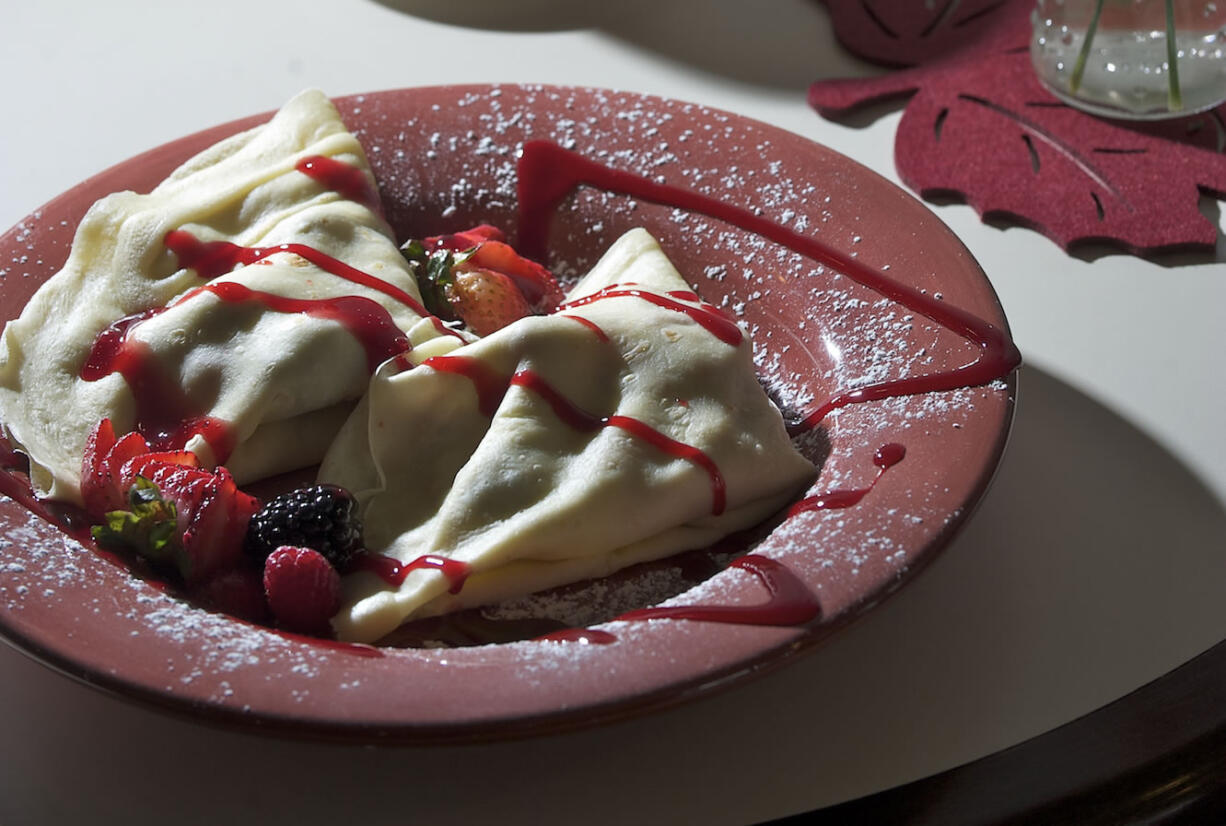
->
<box><xmin>0</xmin><ymin>83</ymin><xmax>1018</xmax><ymax>742</ymax></box>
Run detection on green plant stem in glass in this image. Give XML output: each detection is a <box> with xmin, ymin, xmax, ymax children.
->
<box><xmin>1164</xmin><ymin>0</ymin><xmax>1183</xmax><ymax>110</ymax></box>
<box><xmin>1071</xmin><ymin>0</ymin><xmax>1183</xmax><ymax>110</ymax></box>
<box><xmin>1031</xmin><ymin>0</ymin><xmax>1226</xmax><ymax>120</ymax></box>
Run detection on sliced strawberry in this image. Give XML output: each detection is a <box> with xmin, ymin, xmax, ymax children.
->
<box><xmin>263</xmin><ymin>545</ymin><xmax>341</xmax><ymax>635</ymax></box>
<box><xmin>110</xmin><ymin>432</ymin><xmax>156</xmax><ymax>471</ymax></box>
<box><xmin>81</xmin><ymin>418</ymin><xmax>120</xmax><ymax>517</ymax></box>
<box><xmin>425</xmin><ymin>224</ymin><xmax>504</xmax><ymax>249</ymax></box>
<box><xmin>127</xmin><ymin>460</ymin><xmax>257</xmax><ymax>584</ymax></box>
<box><xmin>118</xmin><ymin>449</ymin><xmax>200</xmax><ymax>490</ymax></box>
<box><xmin>461</xmin><ymin>240</ymin><xmax>564</xmax><ymax>312</ymax></box>
<box><xmin>424</xmin><ymin>225</ymin><xmax>564</xmax><ymax>313</ymax></box>
<box><xmin>82</xmin><ymin>420</ymin><xmax>152</xmax><ymax>518</ymax></box>
<box><xmin>444</xmin><ymin>267</ymin><xmax>534</xmax><ymax>336</ymax></box>
<box><xmin>84</xmin><ymin>417</ymin><xmax>117</xmax><ymax>459</ymax></box>
<box><xmin>83</xmin><ymin>418</ymin><xmax>262</xmax><ymax>591</ymax></box>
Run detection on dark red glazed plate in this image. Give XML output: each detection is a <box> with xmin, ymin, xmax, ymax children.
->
<box><xmin>0</xmin><ymin>85</ymin><xmax>1017</xmax><ymax>741</ymax></box>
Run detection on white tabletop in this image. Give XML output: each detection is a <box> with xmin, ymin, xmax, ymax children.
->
<box><xmin>2</xmin><ymin>2</ymin><xmax>1224</xmax><ymax>823</ymax></box>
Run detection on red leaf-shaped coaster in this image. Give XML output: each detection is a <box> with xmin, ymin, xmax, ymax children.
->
<box><xmin>810</xmin><ymin>0</ymin><xmax>1226</xmax><ymax>255</ymax></box>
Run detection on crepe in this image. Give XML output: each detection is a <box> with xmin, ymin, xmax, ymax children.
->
<box><xmin>321</xmin><ymin>229</ymin><xmax>816</xmax><ymax>643</ymax></box>
<box><xmin>0</xmin><ymin>89</ymin><xmax>459</xmax><ymax>503</ymax></box>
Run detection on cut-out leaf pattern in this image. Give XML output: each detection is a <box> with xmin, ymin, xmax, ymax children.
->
<box><xmin>810</xmin><ymin>0</ymin><xmax>1226</xmax><ymax>254</ymax></box>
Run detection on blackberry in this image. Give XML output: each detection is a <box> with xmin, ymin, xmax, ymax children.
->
<box><xmin>244</xmin><ymin>484</ymin><xmax>362</xmax><ymax>569</ymax></box>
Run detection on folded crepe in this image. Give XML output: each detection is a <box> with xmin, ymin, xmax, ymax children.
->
<box><xmin>322</xmin><ymin>229</ymin><xmax>816</xmax><ymax>643</ymax></box>
<box><xmin>0</xmin><ymin>89</ymin><xmax>459</xmax><ymax>503</ymax></box>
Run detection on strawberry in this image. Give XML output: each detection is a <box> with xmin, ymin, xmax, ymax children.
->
<box><xmin>85</xmin><ymin>418</ymin><xmax>259</xmax><ymax>585</ymax></box>
<box><xmin>82</xmin><ymin>418</ymin><xmax>135</xmax><ymax>517</ymax></box>
<box><xmin>82</xmin><ymin>420</ymin><xmax>197</xmax><ymax>519</ymax></box>
<box><xmin>458</xmin><ymin>238</ymin><xmax>564</xmax><ymax>313</ymax></box>
<box><xmin>263</xmin><ymin>545</ymin><xmax>341</xmax><ymax>634</ymax></box>
<box><xmin>81</xmin><ymin>418</ymin><xmax>119</xmax><ymax>516</ymax></box>
<box><xmin>132</xmin><ymin>461</ymin><xmax>258</xmax><ymax>584</ymax></box>
<box><xmin>110</xmin><ymin>432</ymin><xmax>160</xmax><ymax>473</ymax></box>
<box><xmin>404</xmin><ymin>224</ymin><xmax>565</xmax><ymax>331</ymax></box>
<box><xmin>425</xmin><ymin>225</ymin><xmax>503</xmax><ymax>249</ymax></box>
<box><xmin>443</xmin><ymin>267</ymin><xmax>534</xmax><ymax>336</ymax></box>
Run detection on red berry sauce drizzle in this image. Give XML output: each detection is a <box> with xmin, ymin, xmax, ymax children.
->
<box><xmin>416</xmin><ymin>355</ymin><xmax>729</xmax><ymax>516</ymax></box>
<box><xmin>295</xmin><ymin>155</ymin><xmax>383</xmax><ymax>216</ymax></box>
<box><xmin>513</xmin><ymin>368</ymin><xmax>728</xmax><ymax>515</ymax></box>
<box><xmin>561</xmin><ymin>286</ymin><xmax>742</xmax><ymax>347</ymax></box>
<box><xmin>351</xmin><ymin>552</ymin><xmax>472</xmax><ymax>593</ymax></box>
<box><xmin>537</xmin><ymin>556</ymin><xmax>820</xmax><ymax>645</ymax></box>
<box><xmin>0</xmin><ymin>148</ymin><xmax>1020</xmax><ymax>651</ymax></box>
<box><xmin>79</xmin><ymin>305</ymin><xmax>236</xmax><ymax>458</ymax></box>
<box><xmin>534</xmin><ymin>446</ymin><xmax>905</xmax><ymax>645</ymax></box>
<box><xmin>162</xmin><ymin>229</ymin><xmax>428</xmax><ymax>315</ymax></box>
<box><xmin>505</xmin><ymin>141</ymin><xmax>1019</xmax><ymax>645</ymax></box>
<box><xmin>561</xmin><ymin>314</ymin><xmax>609</xmax><ymax>343</ymax></box>
<box><xmin>418</xmin><ymin>354</ymin><xmax>510</xmax><ymax>418</ymax></box>
<box><xmin>787</xmin><ymin>443</ymin><xmax>906</xmax><ymax>516</ymax></box>
<box><xmin>515</xmin><ymin>140</ymin><xmax>1021</xmax><ymax>434</ymax></box>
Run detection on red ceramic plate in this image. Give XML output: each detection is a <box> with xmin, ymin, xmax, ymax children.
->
<box><xmin>0</xmin><ymin>85</ymin><xmax>1017</xmax><ymax>742</ymax></box>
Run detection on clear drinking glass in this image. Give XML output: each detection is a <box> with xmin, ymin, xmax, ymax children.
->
<box><xmin>1031</xmin><ymin>0</ymin><xmax>1226</xmax><ymax>119</ymax></box>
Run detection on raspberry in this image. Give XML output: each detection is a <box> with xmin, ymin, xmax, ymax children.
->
<box><xmin>244</xmin><ymin>484</ymin><xmax>362</xmax><ymax>568</ymax></box>
<box><xmin>263</xmin><ymin>546</ymin><xmax>341</xmax><ymax>634</ymax></box>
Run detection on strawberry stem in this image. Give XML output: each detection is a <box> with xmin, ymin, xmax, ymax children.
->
<box><xmin>92</xmin><ymin>476</ymin><xmax>184</xmax><ymax>575</ymax></box>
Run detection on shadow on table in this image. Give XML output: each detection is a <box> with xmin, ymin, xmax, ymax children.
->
<box><xmin>796</xmin><ymin>375</ymin><xmax>1226</xmax><ymax>821</ymax></box>
<box><xmin>366</xmin><ymin>0</ymin><xmax>877</xmax><ymax>91</ymax></box>
<box><xmin>2</xmin><ymin>365</ymin><xmax>1225</xmax><ymax>825</ymax></box>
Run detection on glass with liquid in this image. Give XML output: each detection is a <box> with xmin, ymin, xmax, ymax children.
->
<box><xmin>1031</xmin><ymin>0</ymin><xmax>1226</xmax><ymax>119</ymax></box>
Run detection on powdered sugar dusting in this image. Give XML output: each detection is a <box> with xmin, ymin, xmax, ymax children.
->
<box><xmin>348</xmin><ymin>84</ymin><xmax>1011</xmax><ymax>626</ymax></box>
<box><xmin>0</xmin><ymin>86</ymin><xmax>1015</xmax><ymax>727</ymax></box>
<box><xmin>0</xmin><ymin>504</ymin><xmax>368</xmax><ymax>703</ymax></box>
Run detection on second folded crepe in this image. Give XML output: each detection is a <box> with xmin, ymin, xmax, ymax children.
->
<box><xmin>322</xmin><ymin>229</ymin><xmax>817</xmax><ymax>643</ymax></box>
